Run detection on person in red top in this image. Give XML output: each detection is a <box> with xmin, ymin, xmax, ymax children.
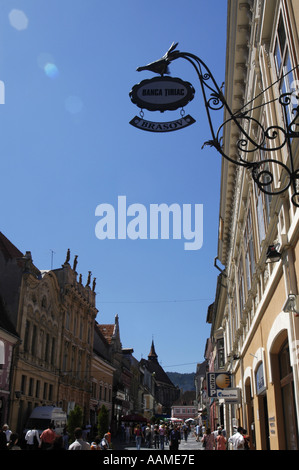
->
<box><xmin>216</xmin><ymin>429</ymin><xmax>227</xmax><ymax>450</ymax></box>
<box><xmin>39</xmin><ymin>423</ymin><xmax>56</xmax><ymax>449</ymax></box>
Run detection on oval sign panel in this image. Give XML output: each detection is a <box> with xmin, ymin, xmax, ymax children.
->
<box><xmin>129</xmin><ymin>76</ymin><xmax>195</xmax><ymax>112</ymax></box>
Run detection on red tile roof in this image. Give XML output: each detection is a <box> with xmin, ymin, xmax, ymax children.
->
<box><xmin>97</xmin><ymin>324</ymin><xmax>115</xmax><ymax>344</ymax></box>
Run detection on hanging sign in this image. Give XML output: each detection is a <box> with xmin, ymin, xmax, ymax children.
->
<box><xmin>129</xmin><ymin>76</ymin><xmax>196</xmax><ymax>132</ymax></box>
<box><xmin>129</xmin><ymin>76</ymin><xmax>195</xmax><ymax>112</ymax></box>
<box><xmin>207</xmin><ymin>372</ymin><xmax>232</xmax><ymax>397</ymax></box>
<box><xmin>129</xmin><ymin>114</ymin><xmax>196</xmax><ymax>133</ymax></box>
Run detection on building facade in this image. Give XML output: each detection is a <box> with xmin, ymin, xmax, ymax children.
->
<box><xmin>0</xmin><ymin>298</ymin><xmax>20</xmax><ymax>427</ymax></box>
<box><xmin>171</xmin><ymin>391</ymin><xmax>197</xmax><ymax>421</ymax></box>
<box><xmin>140</xmin><ymin>341</ymin><xmax>180</xmax><ymax>418</ymax></box>
<box><xmin>91</xmin><ymin>321</ymin><xmax>115</xmax><ymax>428</ymax></box>
<box><xmin>52</xmin><ymin>252</ymin><xmax>98</xmax><ymax>425</ymax></box>
<box><xmin>210</xmin><ymin>0</ymin><xmax>299</xmax><ymax>450</ymax></box>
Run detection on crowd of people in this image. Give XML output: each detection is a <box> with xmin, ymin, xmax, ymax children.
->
<box><xmin>198</xmin><ymin>424</ymin><xmax>251</xmax><ymax>450</ymax></box>
<box><xmin>0</xmin><ymin>420</ymin><xmax>251</xmax><ymax>451</ymax></box>
<box><xmin>0</xmin><ymin>422</ymin><xmax>112</xmax><ymax>451</ymax></box>
<box><xmin>120</xmin><ymin>421</ymin><xmax>193</xmax><ymax>450</ymax></box>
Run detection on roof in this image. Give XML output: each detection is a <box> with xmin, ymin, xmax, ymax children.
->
<box><xmin>140</xmin><ymin>341</ymin><xmax>176</xmax><ymax>388</ymax></box>
<box><xmin>0</xmin><ymin>296</ymin><xmax>19</xmax><ymax>338</ymax></box>
<box><xmin>148</xmin><ymin>340</ymin><xmax>158</xmax><ymax>360</ymax></box>
<box><xmin>0</xmin><ymin>232</ymin><xmax>23</xmax><ymax>261</ymax></box>
<box><xmin>97</xmin><ymin>324</ymin><xmax>115</xmax><ymax>344</ymax></box>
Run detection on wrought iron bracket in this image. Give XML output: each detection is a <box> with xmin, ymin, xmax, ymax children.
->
<box><xmin>137</xmin><ymin>43</ymin><xmax>299</xmax><ymax>206</ymax></box>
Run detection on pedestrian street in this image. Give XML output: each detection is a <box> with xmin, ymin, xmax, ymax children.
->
<box><xmin>115</xmin><ymin>431</ymin><xmax>204</xmax><ymax>451</ymax></box>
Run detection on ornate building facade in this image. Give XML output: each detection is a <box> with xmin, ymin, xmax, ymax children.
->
<box><xmin>209</xmin><ymin>0</ymin><xmax>299</xmax><ymax>450</ymax></box>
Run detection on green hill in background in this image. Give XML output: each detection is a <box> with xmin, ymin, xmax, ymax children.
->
<box><xmin>167</xmin><ymin>372</ymin><xmax>195</xmax><ymax>392</ymax></box>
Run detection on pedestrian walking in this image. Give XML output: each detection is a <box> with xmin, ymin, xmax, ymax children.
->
<box><xmin>68</xmin><ymin>427</ymin><xmax>90</xmax><ymax>450</ymax></box>
<box><xmin>228</xmin><ymin>426</ymin><xmax>245</xmax><ymax>450</ymax></box>
<box><xmin>145</xmin><ymin>424</ymin><xmax>152</xmax><ymax>448</ymax></box>
<box><xmin>62</xmin><ymin>426</ymin><xmax>69</xmax><ymax>449</ymax></box>
<box><xmin>242</xmin><ymin>428</ymin><xmax>251</xmax><ymax>450</ymax></box>
<box><xmin>7</xmin><ymin>433</ymin><xmax>21</xmax><ymax>450</ymax></box>
<box><xmin>134</xmin><ymin>424</ymin><xmax>143</xmax><ymax>450</ymax></box>
<box><xmin>159</xmin><ymin>424</ymin><xmax>166</xmax><ymax>450</ymax></box>
<box><xmin>2</xmin><ymin>424</ymin><xmax>12</xmax><ymax>443</ymax></box>
<box><xmin>195</xmin><ymin>424</ymin><xmax>200</xmax><ymax>442</ymax></box>
<box><xmin>169</xmin><ymin>425</ymin><xmax>181</xmax><ymax>451</ymax></box>
<box><xmin>25</xmin><ymin>426</ymin><xmax>41</xmax><ymax>450</ymax></box>
<box><xmin>202</xmin><ymin>428</ymin><xmax>215</xmax><ymax>450</ymax></box>
<box><xmin>216</xmin><ymin>429</ymin><xmax>227</xmax><ymax>450</ymax></box>
<box><xmin>39</xmin><ymin>423</ymin><xmax>56</xmax><ymax>449</ymax></box>
<box><xmin>100</xmin><ymin>433</ymin><xmax>110</xmax><ymax>450</ymax></box>
<box><xmin>153</xmin><ymin>425</ymin><xmax>159</xmax><ymax>449</ymax></box>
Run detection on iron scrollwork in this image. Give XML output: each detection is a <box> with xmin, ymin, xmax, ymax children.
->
<box><xmin>137</xmin><ymin>43</ymin><xmax>299</xmax><ymax>206</ymax></box>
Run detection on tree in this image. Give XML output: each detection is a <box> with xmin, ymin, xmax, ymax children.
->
<box><xmin>67</xmin><ymin>405</ymin><xmax>83</xmax><ymax>443</ymax></box>
<box><xmin>97</xmin><ymin>405</ymin><xmax>109</xmax><ymax>438</ymax></box>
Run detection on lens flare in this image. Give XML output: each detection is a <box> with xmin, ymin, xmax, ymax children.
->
<box><xmin>44</xmin><ymin>63</ymin><xmax>59</xmax><ymax>79</ymax></box>
<box><xmin>9</xmin><ymin>9</ymin><xmax>28</xmax><ymax>31</ymax></box>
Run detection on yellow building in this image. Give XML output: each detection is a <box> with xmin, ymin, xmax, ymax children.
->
<box><xmin>214</xmin><ymin>0</ymin><xmax>299</xmax><ymax>450</ymax></box>
<box><xmin>53</xmin><ymin>252</ymin><xmax>97</xmax><ymax>424</ymax></box>
<box><xmin>90</xmin><ymin>321</ymin><xmax>115</xmax><ymax>428</ymax></box>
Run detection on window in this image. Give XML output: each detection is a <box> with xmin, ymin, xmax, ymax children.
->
<box><xmin>48</xmin><ymin>384</ymin><xmax>53</xmax><ymax>401</ymax></box>
<box><xmin>43</xmin><ymin>383</ymin><xmax>48</xmax><ymax>400</ymax></box>
<box><xmin>274</xmin><ymin>11</ymin><xmax>296</xmax><ymax>130</ymax></box>
<box><xmin>238</xmin><ymin>257</ymin><xmax>245</xmax><ymax>317</ymax></box>
<box><xmin>244</xmin><ymin>207</ymin><xmax>256</xmax><ymax>292</ymax></box>
<box><xmin>31</xmin><ymin>324</ymin><xmax>37</xmax><ymax>356</ymax></box>
<box><xmin>217</xmin><ymin>338</ymin><xmax>225</xmax><ymax>369</ymax></box>
<box><xmin>23</xmin><ymin>321</ymin><xmax>30</xmax><ymax>352</ymax></box>
<box><xmin>51</xmin><ymin>338</ymin><xmax>56</xmax><ymax>366</ymax></box>
<box><xmin>21</xmin><ymin>375</ymin><xmax>26</xmax><ymax>395</ymax></box>
<box><xmin>28</xmin><ymin>378</ymin><xmax>34</xmax><ymax>396</ymax></box>
<box><xmin>35</xmin><ymin>380</ymin><xmax>40</xmax><ymax>398</ymax></box>
<box><xmin>44</xmin><ymin>334</ymin><xmax>50</xmax><ymax>362</ymax></box>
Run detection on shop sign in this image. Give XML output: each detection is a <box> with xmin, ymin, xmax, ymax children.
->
<box><xmin>129</xmin><ymin>114</ymin><xmax>195</xmax><ymax>133</ymax></box>
<box><xmin>207</xmin><ymin>372</ymin><xmax>232</xmax><ymax>397</ymax></box>
<box><xmin>256</xmin><ymin>363</ymin><xmax>266</xmax><ymax>395</ymax></box>
<box><xmin>129</xmin><ymin>76</ymin><xmax>195</xmax><ymax>112</ymax></box>
<box><xmin>216</xmin><ymin>388</ymin><xmax>241</xmax><ymax>403</ymax></box>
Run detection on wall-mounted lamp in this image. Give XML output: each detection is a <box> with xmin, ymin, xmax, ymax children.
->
<box><xmin>283</xmin><ymin>294</ymin><xmax>299</xmax><ymax>316</ymax></box>
<box><xmin>266</xmin><ymin>244</ymin><xmax>282</xmax><ymax>263</ymax></box>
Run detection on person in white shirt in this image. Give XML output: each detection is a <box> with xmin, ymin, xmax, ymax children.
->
<box><xmin>25</xmin><ymin>427</ymin><xmax>41</xmax><ymax>449</ymax></box>
<box><xmin>2</xmin><ymin>424</ymin><xmax>12</xmax><ymax>443</ymax></box>
<box><xmin>228</xmin><ymin>427</ymin><xmax>244</xmax><ymax>450</ymax></box>
<box><xmin>68</xmin><ymin>427</ymin><xmax>90</xmax><ymax>450</ymax></box>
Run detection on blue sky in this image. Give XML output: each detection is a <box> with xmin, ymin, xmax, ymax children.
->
<box><xmin>0</xmin><ymin>1</ymin><xmax>227</xmax><ymax>374</ymax></box>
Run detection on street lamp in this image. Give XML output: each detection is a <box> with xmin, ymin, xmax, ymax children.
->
<box><xmin>133</xmin><ymin>43</ymin><xmax>299</xmax><ymax>206</ymax></box>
